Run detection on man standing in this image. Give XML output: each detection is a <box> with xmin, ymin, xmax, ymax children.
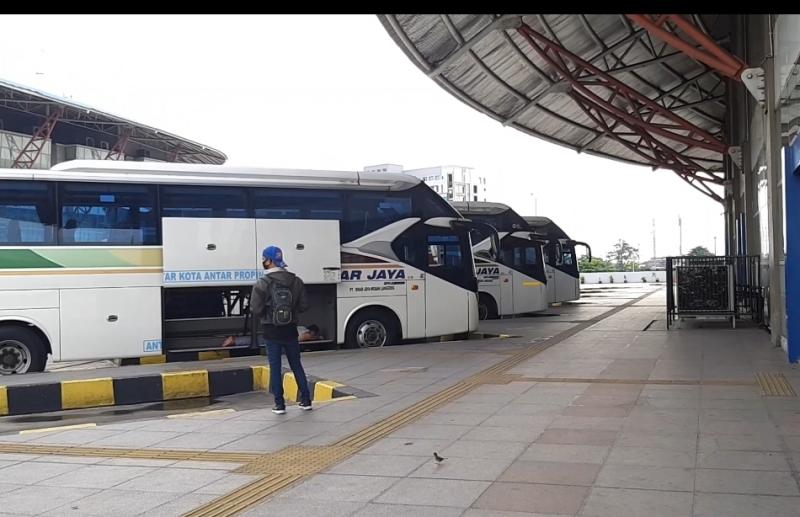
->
<box><xmin>250</xmin><ymin>245</ymin><xmax>312</xmax><ymax>414</ymax></box>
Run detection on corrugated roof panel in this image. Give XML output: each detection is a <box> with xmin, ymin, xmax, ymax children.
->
<box><xmin>379</xmin><ymin>14</ymin><xmax>731</xmax><ymax>200</ymax></box>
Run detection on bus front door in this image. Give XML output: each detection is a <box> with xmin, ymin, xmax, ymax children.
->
<box><xmin>546</xmin><ymin>266</ymin><xmax>558</xmax><ymax>304</ymax></box>
<box><xmin>423</xmin><ymin>232</ymin><xmax>471</xmax><ymax>337</ymax></box>
<box><xmin>405</xmin><ymin>269</ymin><xmax>426</xmax><ymax>339</ymax></box>
<box><xmin>499</xmin><ymin>271</ymin><xmax>514</xmax><ymax>314</ymax></box>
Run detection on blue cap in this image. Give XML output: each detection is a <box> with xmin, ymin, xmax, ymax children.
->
<box><xmin>262</xmin><ymin>246</ymin><xmax>287</xmax><ymax>268</ymax></box>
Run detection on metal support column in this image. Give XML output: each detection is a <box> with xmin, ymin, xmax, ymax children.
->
<box><xmin>739</xmin><ymin>15</ymin><xmax>760</xmax><ymax>259</ymax></box>
<box><xmin>728</xmin><ymin>14</ymin><xmax>746</xmax><ymax>257</ymax></box>
<box><xmin>763</xmin><ymin>33</ymin><xmax>786</xmax><ymax>346</ymax></box>
<box><xmin>784</xmin><ymin>139</ymin><xmax>799</xmax><ymax>362</ymax></box>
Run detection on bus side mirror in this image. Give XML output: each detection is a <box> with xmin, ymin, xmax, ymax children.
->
<box><xmin>573</xmin><ymin>241</ymin><xmax>592</xmax><ymax>261</ymax></box>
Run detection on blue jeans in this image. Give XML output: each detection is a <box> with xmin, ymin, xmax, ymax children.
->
<box><xmin>266</xmin><ymin>337</ymin><xmax>311</xmax><ymax>407</ymax></box>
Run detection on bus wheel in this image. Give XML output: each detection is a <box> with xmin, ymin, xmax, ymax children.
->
<box><xmin>0</xmin><ymin>326</ymin><xmax>47</xmax><ymax>375</ymax></box>
<box><xmin>345</xmin><ymin>310</ymin><xmax>397</xmax><ymax>349</ymax></box>
<box><xmin>478</xmin><ymin>294</ymin><xmax>498</xmax><ymax>320</ymax></box>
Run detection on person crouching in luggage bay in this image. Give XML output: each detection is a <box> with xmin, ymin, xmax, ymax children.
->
<box><xmin>249</xmin><ymin>245</ymin><xmax>312</xmax><ymax>414</ymax></box>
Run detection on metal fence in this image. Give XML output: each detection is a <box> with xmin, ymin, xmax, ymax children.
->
<box><xmin>666</xmin><ymin>255</ymin><xmax>763</xmax><ymax>329</ymax></box>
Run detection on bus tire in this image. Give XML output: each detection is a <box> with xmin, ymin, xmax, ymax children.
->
<box><xmin>345</xmin><ymin>309</ymin><xmax>398</xmax><ymax>349</ymax></box>
<box><xmin>0</xmin><ymin>326</ymin><xmax>48</xmax><ymax>374</ymax></box>
<box><xmin>478</xmin><ymin>293</ymin><xmax>498</xmax><ymax>320</ymax></box>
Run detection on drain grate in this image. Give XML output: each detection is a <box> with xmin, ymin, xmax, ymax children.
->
<box><xmin>755</xmin><ymin>372</ymin><xmax>798</xmax><ymax>397</ymax></box>
<box><xmin>643</xmin><ymin>319</ymin><xmax>668</xmax><ymax>331</ymax></box>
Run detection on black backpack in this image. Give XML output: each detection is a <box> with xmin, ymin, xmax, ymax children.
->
<box><xmin>264</xmin><ymin>277</ymin><xmax>294</xmax><ymax>326</ymax></box>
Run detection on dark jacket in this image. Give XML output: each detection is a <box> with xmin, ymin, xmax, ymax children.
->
<box><xmin>250</xmin><ymin>268</ymin><xmax>309</xmax><ymax>341</ymax></box>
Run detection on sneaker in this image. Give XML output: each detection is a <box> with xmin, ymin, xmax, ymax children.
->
<box><xmin>298</xmin><ymin>401</ymin><xmax>313</xmax><ymax>411</ymax></box>
<box><xmin>272</xmin><ymin>405</ymin><xmax>286</xmax><ymax>414</ymax></box>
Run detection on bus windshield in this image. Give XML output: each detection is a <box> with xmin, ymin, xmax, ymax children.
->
<box><xmin>392</xmin><ymin>221</ymin><xmax>477</xmax><ymax>292</ymax></box>
<box><xmin>468</xmin><ymin>221</ymin><xmax>500</xmax><ymax>261</ymax></box>
<box><xmin>498</xmin><ymin>234</ymin><xmax>546</xmax><ymax>282</ymax></box>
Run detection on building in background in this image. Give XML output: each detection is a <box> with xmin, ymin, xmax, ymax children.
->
<box><xmin>0</xmin><ymin>78</ymin><xmax>225</xmax><ymax>169</ymax></box>
<box><xmin>363</xmin><ymin>163</ymin><xmax>487</xmax><ymax>202</ymax></box>
<box><xmin>363</xmin><ymin>163</ymin><xmax>403</xmax><ymax>173</ymax></box>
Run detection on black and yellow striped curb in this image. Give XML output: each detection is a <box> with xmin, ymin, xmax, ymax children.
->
<box><xmin>0</xmin><ymin>366</ymin><xmax>372</xmax><ymax>417</ymax></box>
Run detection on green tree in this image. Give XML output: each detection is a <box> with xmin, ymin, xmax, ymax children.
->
<box><xmin>578</xmin><ymin>255</ymin><xmax>615</xmax><ymax>272</ymax></box>
<box><xmin>687</xmin><ymin>245</ymin><xmax>713</xmax><ymax>257</ymax></box>
<box><xmin>605</xmin><ymin>239</ymin><xmax>640</xmax><ymax>271</ymax></box>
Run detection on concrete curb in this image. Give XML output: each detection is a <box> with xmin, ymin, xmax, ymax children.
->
<box><xmin>0</xmin><ymin>365</ymin><xmax>372</xmax><ymax>417</ymax></box>
<box><xmin>119</xmin><ymin>348</ymin><xmax>265</xmax><ymax>366</ymax></box>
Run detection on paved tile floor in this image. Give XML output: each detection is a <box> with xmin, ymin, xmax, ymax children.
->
<box><xmin>2</xmin><ymin>285</ymin><xmax>800</xmax><ymax>516</ymax></box>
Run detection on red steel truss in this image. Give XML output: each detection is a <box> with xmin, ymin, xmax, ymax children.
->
<box><xmin>105</xmin><ymin>127</ymin><xmax>132</xmax><ymax>160</ymax></box>
<box><xmin>626</xmin><ymin>14</ymin><xmax>746</xmax><ymax>81</ymax></box>
<box><xmin>516</xmin><ymin>22</ymin><xmax>725</xmax><ymax>202</ymax></box>
<box><xmin>12</xmin><ymin>107</ymin><xmax>64</xmax><ymax>169</ymax></box>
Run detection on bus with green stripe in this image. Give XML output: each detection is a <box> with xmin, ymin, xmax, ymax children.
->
<box><xmin>0</xmin><ymin>161</ymin><xmax>481</xmax><ymax>374</ymax></box>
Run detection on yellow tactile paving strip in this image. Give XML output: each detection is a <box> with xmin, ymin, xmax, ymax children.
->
<box><xmin>518</xmin><ymin>377</ymin><xmax>756</xmax><ymax>386</ymax></box>
<box><xmin>755</xmin><ymin>372</ymin><xmax>798</xmax><ymax>396</ymax></box>
<box><xmin>0</xmin><ymin>442</ymin><xmax>259</xmax><ymax>463</ymax></box>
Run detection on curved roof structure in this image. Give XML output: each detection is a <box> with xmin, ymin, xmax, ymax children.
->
<box><xmin>379</xmin><ymin>15</ymin><xmax>734</xmax><ymax>202</ymax></box>
<box><xmin>0</xmin><ymin>79</ymin><xmax>226</xmax><ymax>165</ymax></box>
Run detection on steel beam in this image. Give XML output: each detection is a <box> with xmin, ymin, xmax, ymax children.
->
<box><xmin>12</xmin><ymin>107</ymin><xmax>63</xmax><ymax>169</ymax></box>
<box><xmin>627</xmin><ymin>14</ymin><xmax>747</xmax><ymax>80</ymax></box>
<box><xmin>515</xmin><ymin>22</ymin><xmax>725</xmax><ymax>202</ymax></box>
<box><xmin>168</xmin><ymin>144</ymin><xmax>183</xmax><ymax>162</ymax></box>
<box><xmin>517</xmin><ymin>23</ymin><xmax>724</xmax><ymax>153</ymax></box>
<box><xmin>105</xmin><ymin>127</ymin><xmax>132</xmax><ymax>160</ymax></box>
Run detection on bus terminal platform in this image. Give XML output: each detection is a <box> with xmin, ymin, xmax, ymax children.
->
<box><xmin>0</xmin><ymin>284</ymin><xmax>798</xmax><ymax>517</ymax></box>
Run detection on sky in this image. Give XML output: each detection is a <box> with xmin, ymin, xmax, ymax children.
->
<box><xmin>0</xmin><ymin>14</ymin><xmax>726</xmax><ymax>260</ymax></box>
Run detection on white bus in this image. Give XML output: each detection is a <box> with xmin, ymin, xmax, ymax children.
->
<box><xmin>451</xmin><ymin>202</ymin><xmax>548</xmax><ymax>320</ymax></box>
<box><xmin>524</xmin><ymin>216</ymin><xmax>591</xmax><ymax>304</ymax></box>
<box><xmin>0</xmin><ymin>161</ymin><xmax>480</xmax><ymax>374</ymax></box>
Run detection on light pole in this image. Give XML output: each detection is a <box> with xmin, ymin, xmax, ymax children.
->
<box><xmin>530</xmin><ymin>193</ymin><xmax>538</xmax><ymax>216</ymax></box>
<box><xmin>652</xmin><ymin>218</ymin><xmax>656</xmax><ymax>259</ymax></box>
<box><xmin>714</xmin><ymin>236</ymin><xmax>717</xmax><ymax>255</ymax></box>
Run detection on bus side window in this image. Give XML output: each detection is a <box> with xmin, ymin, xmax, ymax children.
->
<box><xmin>160</xmin><ymin>185</ymin><xmax>248</xmax><ymax>219</ymax></box>
<box><xmin>524</xmin><ymin>247</ymin><xmax>538</xmax><ymax>265</ymax></box>
<box><xmin>253</xmin><ymin>189</ymin><xmax>343</xmax><ymax>220</ymax></box>
<box><xmin>343</xmin><ymin>192</ymin><xmax>412</xmax><ymax>241</ymax></box>
<box><xmin>0</xmin><ymin>181</ymin><xmax>56</xmax><ymax>245</ymax></box>
<box><xmin>392</xmin><ymin>222</ymin><xmax>474</xmax><ymax>291</ymax></box>
<box><xmin>427</xmin><ymin>235</ymin><xmax>462</xmax><ymax>268</ymax></box>
<box><xmin>58</xmin><ymin>183</ymin><xmax>157</xmax><ymax>245</ymax></box>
